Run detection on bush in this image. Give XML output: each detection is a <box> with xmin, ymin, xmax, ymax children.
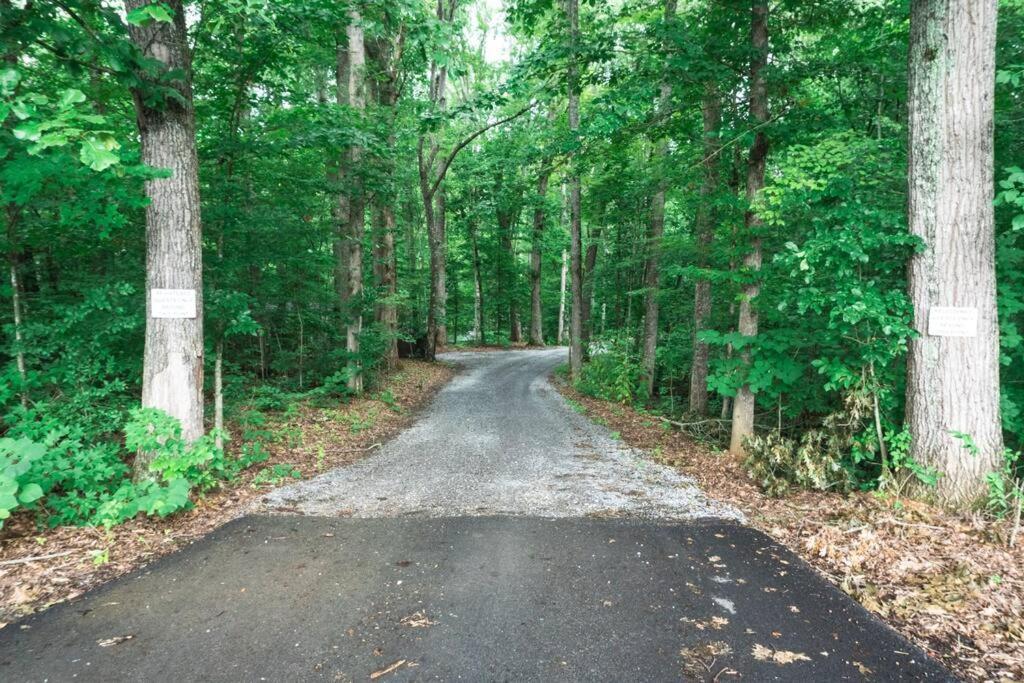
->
<box><xmin>0</xmin><ymin>407</ymin><xmax>251</xmax><ymax>529</ymax></box>
<box><xmin>575</xmin><ymin>338</ymin><xmax>646</xmax><ymax>403</ymax></box>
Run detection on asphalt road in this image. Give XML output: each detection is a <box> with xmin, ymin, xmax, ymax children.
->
<box><xmin>0</xmin><ymin>350</ymin><xmax>953</xmax><ymax>681</ymax></box>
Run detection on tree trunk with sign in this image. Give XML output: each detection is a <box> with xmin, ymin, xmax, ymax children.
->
<box><xmin>906</xmin><ymin>0</ymin><xmax>1002</xmax><ymax>506</ymax></box>
<box><xmin>125</xmin><ymin>0</ymin><xmax>205</xmax><ymax>479</ymax></box>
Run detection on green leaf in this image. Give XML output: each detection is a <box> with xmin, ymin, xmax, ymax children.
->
<box><xmin>79</xmin><ymin>135</ymin><xmax>121</xmax><ymax>171</ymax></box>
<box><xmin>0</xmin><ymin>492</ymin><xmax>17</xmax><ymax>513</ymax></box>
<box><xmin>17</xmin><ymin>483</ymin><xmax>43</xmax><ymax>504</ymax></box>
<box><xmin>13</xmin><ymin>121</ymin><xmax>42</xmax><ymax>141</ymax></box>
<box><xmin>126</xmin><ymin>3</ymin><xmax>174</xmax><ymax>26</ymax></box>
<box><xmin>59</xmin><ymin>89</ymin><xmax>87</xmax><ymax>108</ymax></box>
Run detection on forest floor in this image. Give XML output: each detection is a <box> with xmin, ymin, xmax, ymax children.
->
<box><xmin>554</xmin><ymin>380</ymin><xmax>1024</xmax><ymax>683</ymax></box>
<box><xmin>0</xmin><ymin>360</ymin><xmax>455</xmax><ymax>627</ymax></box>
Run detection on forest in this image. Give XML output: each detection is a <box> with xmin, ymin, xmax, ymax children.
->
<box><xmin>0</xmin><ymin>0</ymin><xmax>1021</xmax><ymax>529</ymax></box>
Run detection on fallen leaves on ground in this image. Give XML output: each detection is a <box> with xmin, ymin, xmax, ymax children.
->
<box><xmin>555</xmin><ymin>379</ymin><xmax>1024</xmax><ymax>683</ymax></box>
<box><xmin>0</xmin><ymin>361</ymin><xmax>454</xmax><ymax>626</ymax></box>
<box><xmin>399</xmin><ymin>610</ymin><xmax>436</xmax><ymax>628</ymax></box>
<box><xmin>751</xmin><ymin>643</ymin><xmax>811</xmax><ymax>664</ymax></box>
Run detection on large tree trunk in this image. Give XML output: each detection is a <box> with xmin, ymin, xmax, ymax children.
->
<box><xmin>367</xmin><ymin>30</ymin><xmax>404</xmax><ymax>371</ymax></box>
<box><xmin>565</xmin><ymin>0</ymin><xmax>584</xmax><ymax>379</ymax></box>
<box><xmin>126</xmin><ymin>0</ymin><xmax>205</xmax><ymax>479</ymax></box>
<box><xmin>729</xmin><ymin>1</ymin><xmax>768</xmax><ymax>457</ymax></box>
<box><xmin>496</xmin><ymin>174</ymin><xmax>523</xmax><ymax>343</ymax></box>
<box><xmin>336</xmin><ymin>10</ymin><xmax>366</xmax><ymax>393</ymax></box>
<box><xmin>689</xmin><ymin>85</ymin><xmax>722</xmax><ymax>415</ymax></box>
<box><xmin>421</xmin><ymin>1</ymin><xmax>457</xmax><ymax>361</ymax></box>
<box><xmin>641</xmin><ymin>0</ymin><xmax>677</xmax><ymax>399</ymax></box>
<box><xmin>529</xmin><ymin>168</ymin><xmax>550</xmax><ymax>346</ymax></box>
<box><xmin>373</xmin><ymin>201</ymin><xmax>398</xmax><ymax>370</ymax></box>
<box><xmin>906</xmin><ymin>0</ymin><xmax>1002</xmax><ymax>506</ymax></box>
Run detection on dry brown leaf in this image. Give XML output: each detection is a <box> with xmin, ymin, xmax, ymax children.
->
<box><xmin>399</xmin><ymin>611</ymin><xmax>435</xmax><ymax>628</ymax></box>
<box><xmin>751</xmin><ymin>643</ymin><xmax>811</xmax><ymax>664</ymax></box>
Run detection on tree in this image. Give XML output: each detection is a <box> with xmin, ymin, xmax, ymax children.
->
<box><xmin>125</xmin><ymin>0</ymin><xmax>205</xmax><ymax>477</ymax></box>
<box><xmin>689</xmin><ymin>85</ymin><xmax>721</xmax><ymax>415</ymax></box>
<box><xmin>334</xmin><ymin>8</ymin><xmax>367</xmax><ymax>393</ymax></box>
<box><xmin>906</xmin><ymin>0</ymin><xmax>1003</xmax><ymax>505</ymax></box>
<box><xmin>728</xmin><ymin>0</ymin><xmax>769</xmax><ymax>457</ymax></box>
<box><xmin>641</xmin><ymin>0</ymin><xmax>677</xmax><ymax>399</ymax></box>
<box><xmin>566</xmin><ymin>0</ymin><xmax>583</xmax><ymax>380</ymax></box>
<box><xmin>529</xmin><ymin>162</ymin><xmax>551</xmax><ymax>346</ymax></box>
<box><xmin>419</xmin><ymin>0</ymin><xmax>458</xmax><ymax>360</ymax></box>
<box><xmin>367</xmin><ymin>18</ymin><xmax>405</xmax><ymax>371</ymax></box>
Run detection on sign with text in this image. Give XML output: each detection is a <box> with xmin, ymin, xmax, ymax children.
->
<box><xmin>150</xmin><ymin>288</ymin><xmax>197</xmax><ymax>319</ymax></box>
<box><xmin>928</xmin><ymin>306</ymin><xmax>978</xmax><ymax>338</ymax></box>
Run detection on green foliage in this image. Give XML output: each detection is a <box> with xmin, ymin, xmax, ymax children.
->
<box><xmin>251</xmin><ymin>463</ymin><xmax>302</xmax><ymax>488</ymax></box>
<box><xmin>0</xmin><ymin>438</ymin><xmax>47</xmax><ymax>524</ymax></box>
<box><xmin>575</xmin><ymin>339</ymin><xmax>646</xmax><ymax>403</ymax></box>
<box><xmin>985</xmin><ymin>449</ymin><xmax>1024</xmax><ymax>519</ymax></box>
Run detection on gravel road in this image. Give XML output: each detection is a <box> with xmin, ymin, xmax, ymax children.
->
<box><xmin>263</xmin><ymin>349</ymin><xmax>741</xmax><ymax>521</ymax></box>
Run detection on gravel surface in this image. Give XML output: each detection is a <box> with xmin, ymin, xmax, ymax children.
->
<box><xmin>263</xmin><ymin>349</ymin><xmax>741</xmax><ymax>521</ymax></box>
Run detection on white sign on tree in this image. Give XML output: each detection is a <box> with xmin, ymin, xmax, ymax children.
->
<box><xmin>150</xmin><ymin>288</ymin><xmax>198</xmax><ymax>319</ymax></box>
<box><xmin>928</xmin><ymin>306</ymin><xmax>978</xmax><ymax>338</ymax></box>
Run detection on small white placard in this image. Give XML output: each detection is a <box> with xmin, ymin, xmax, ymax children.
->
<box><xmin>928</xmin><ymin>306</ymin><xmax>978</xmax><ymax>338</ymax></box>
<box><xmin>151</xmin><ymin>288</ymin><xmax>197</xmax><ymax>319</ymax></box>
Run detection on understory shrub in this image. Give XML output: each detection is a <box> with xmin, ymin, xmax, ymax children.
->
<box><xmin>575</xmin><ymin>338</ymin><xmax>646</xmax><ymax>403</ymax></box>
<box><xmin>0</xmin><ymin>407</ymin><xmax>251</xmax><ymax>529</ymax></box>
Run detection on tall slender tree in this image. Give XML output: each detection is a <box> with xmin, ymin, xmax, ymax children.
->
<box><xmin>689</xmin><ymin>84</ymin><xmax>721</xmax><ymax>415</ymax></box>
<box><xmin>335</xmin><ymin>8</ymin><xmax>367</xmax><ymax>393</ymax></box>
<box><xmin>565</xmin><ymin>0</ymin><xmax>584</xmax><ymax>379</ymax></box>
<box><xmin>729</xmin><ymin>0</ymin><xmax>768</xmax><ymax>457</ymax></box>
<box><xmin>367</xmin><ymin>19</ymin><xmax>405</xmax><ymax>371</ymax></box>
<box><xmin>419</xmin><ymin>0</ymin><xmax>458</xmax><ymax>360</ymax></box>
<box><xmin>529</xmin><ymin>163</ymin><xmax>551</xmax><ymax>346</ymax></box>
<box><xmin>906</xmin><ymin>0</ymin><xmax>1002</xmax><ymax>505</ymax></box>
<box><xmin>641</xmin><ymin>0</ymin><xmax>677</xmax><ymax>399</ymax></box>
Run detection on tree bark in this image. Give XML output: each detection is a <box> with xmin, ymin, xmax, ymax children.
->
<box><xmin>367</xmin><ymin>29</ymin><xmax>404</xmax><ymax>371</ymax></box>
<box><xmin>335</xmin><ymin>9</ymin><xmax>366</xmax><ymax>393</ymax></box>
<box><xmin>529</xmin><ymin>167</ymin><xmax>551</xmax><ymax>346</ymax></box>
<box><xmin>373</xmin><ymin>202</ymin><xmax>398</xmax><ymax>369</ymax></box>
<box><xmin>6</xmin><ymin>208</ymin><xmax>27</xmax><ymax>409</ymax></box>
<box><xmin>565</xmin><ymin>0</ymin><xmax>584</xmax><ymax>379</ymax></box>
<box><xmin>581</xmin><ymin>225</ymin><xmax>600</xmax><ymax>350</ymax></box>
<box><xmin>642</xmin><ymin>0</ymin><xmax>677</xmax><ymax>399</ymax></box>
<box><xmin>906</xmin><ymin>0</ymin><xmax>1002</xmax><ymax>506</ymax></box>
<box><xmin>557</xmin><ymin>248</ymin><xmax>568</xmax><ymax>345</ymax></box>
<box><xmin>470</xmin><ymin>217</ymin><xmax>485</xmax><ymax>343</ymax></box>
<box><xmin>729</xmin><ymin>1</ymin><xmax>769</xmax><ymax>458</ymax></box>
<box><xmin>421</xmin><ymin>0</ymin><xmax>458</xmax><ymax>361</ymax></box>
<box><xmin>125</xmin><ymin>0</ymin><xmax>205</xmax><ymax>478</ymax></box>
<box><xmin>689</xmin><ymin>85</ymin><xmax>722</xmax><ymax>415</ymax></box>
<box><xmin>496</xmin><ymin>173</ymin><xmax>523</xmax><ymax>343</ymax></box>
